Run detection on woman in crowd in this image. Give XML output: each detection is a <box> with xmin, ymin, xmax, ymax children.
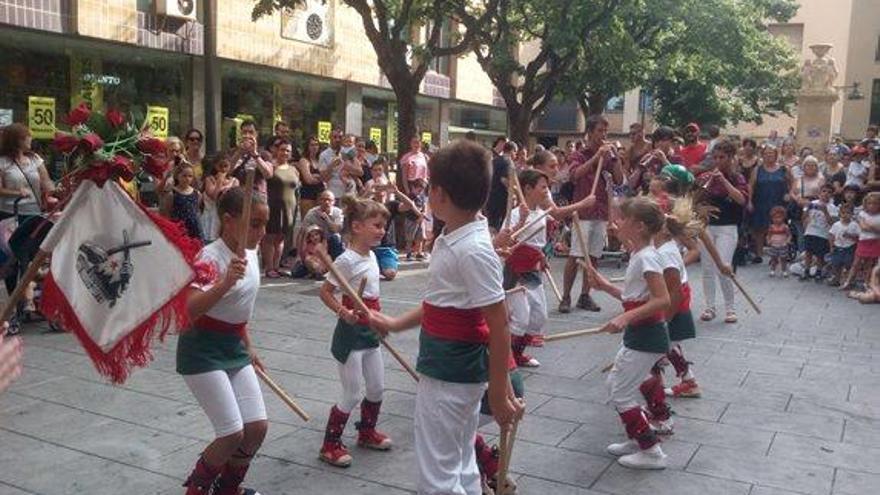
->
<box><xmin>749</xmin><ymin>145</ymin><xmax>793</xmax><ymax>263</ymax></box>
<box><xmin>698</xmin><ymin>140</ymin><xmax>749</xmax><ymax>324</ymax></box>
<box><xmin>202</xmin><ymin>154</ymin><xmax>239</xmax><ymax>243</ymax></box>
<box><xmin>262</xmin><ymin>139</ymin><xmax>300</xmax><ymax>278</ymax></box>
<box><xmin>780</xmin><ymin>138</ymin><xmax>800</xmax><ymax>173</ymax></box>
<box><xmin>737</xmin><ymin>138</ymin><xmax>759</xmax><ymax>177</ymax></box>
<box><xmin>820</xmin><ymin>148</ymin><xmax>847</xmax><ymax>201</ymax></box>
<box><xmin>0</xmin><ymin>123</ymin><xmax>55</xmax><ymax>305</ymax></box>
<box><xmin>184</xmin><ymin>128</ymin><xmax>205</xmax><ymax>182</ymax></box>
<box><xmin>297</xmin><ymin>135</ymin><xmax>326</xmax><ymax>219</ymax></box>
<box><xmin>792</xmin><ymin>156</ymin><xmax>825</xmax><ymax>207</ymax></box>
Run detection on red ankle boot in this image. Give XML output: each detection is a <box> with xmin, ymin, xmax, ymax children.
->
<box><xmin>356</xmin><ymin>399</ymin><xmax>392</xmax><ymax>450</ymax></box>
<box><xmin>319</xmin><ymin>406</ymin><xmax>353</xmax><ymax>467</ymax></box>
<box><xmin>183</xmin><ymin>456</ymin><xmax>221</xmax><ymax>495</ymax></box>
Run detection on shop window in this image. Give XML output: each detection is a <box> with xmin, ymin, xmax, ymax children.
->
<box><xmin>606</xmin><ymin>96</ymin><xmax>625</xmax><ymax>113</ymax></box>
<box><xmin>426</xmin><ymin>20</ymin><xmax>451</xmax><ymax>76</ymax></box>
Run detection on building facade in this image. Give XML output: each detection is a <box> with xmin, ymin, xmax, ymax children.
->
<box><xmin>0</xmin><ymin>0</ymin><xmax>507</xmax><ymax>155</ymax></box>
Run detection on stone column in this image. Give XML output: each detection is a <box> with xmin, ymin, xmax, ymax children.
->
<box><xmin>795</xmin><ymin>43</ymin><xmax>840</xmax><ymax>153</ymax></box>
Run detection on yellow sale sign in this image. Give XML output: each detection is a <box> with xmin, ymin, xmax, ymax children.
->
<box><xmin>28</xmin><ymin>96</ymin><xmax>56</xmax><ymax>139</ymax></box>
<box><xmin>145</xmin><ymin>106</ymin><xmax>170</xmax><ymax>138</ymax></box>
<box><xmin>369</xmin><ymin>127</ymin><xmax>382</xmax><ymax>152</ymax></box>
<box><xmin>318</xmin><ymin>121</ymin><xmax>332</xmax><ymax>144</ymax></box>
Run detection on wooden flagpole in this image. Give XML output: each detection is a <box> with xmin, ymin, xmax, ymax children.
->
<box><xmin>237</xmin><ymin>169</ymin><xmax>310</xmax><ymax>421</ymax></box>
<box><xmin>316</xmin><ymin>250</ymin><xmax>420</xmax><ymax>382</ymax></box>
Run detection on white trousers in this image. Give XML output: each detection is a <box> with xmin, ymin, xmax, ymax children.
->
<box><xmin>415</xmin><ymin>375</ymin><xmax>486</xmax><ymax>495</ymax></box>
<box><xmin>507</xmin><ymin>281</ymin><xmax>547</xmax><ymax>336</ymax></box>
<box><xmin>700</xmin><ymin>224</ymin><xmax>738</xmax><ymax>311</ymax></box>
<box><xmin>569</xmin><ymin>220</ymin><xmax>607</xmax><ymax>258</ymax></box>
<box><xmin>183</xmin><ymin>365</ymin><xmax>267</xmax><ymax>437</ymax></box>
<box><xmin>606</xmin><ymin>347</ymin><xmax>665</xmax><ymax>412</ymax></box>
<box><xmin>337</xmin><ymin>347</ymin><xmax>385</xmax><ymax>413</ymax></box>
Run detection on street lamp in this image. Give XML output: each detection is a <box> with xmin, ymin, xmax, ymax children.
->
<box><xmin>835</xmin><ymin>82</ymin><xmax>865</xmax><ymax>100</ymax></box>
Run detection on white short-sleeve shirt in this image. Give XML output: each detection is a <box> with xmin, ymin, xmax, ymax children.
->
<box><xmin>509</xmin><ymin>207</ymin><xmax>547</xmax><ymax>249</ymax></box>
<box><xmin>327</xmin><ymin>248</ymin><xmax>381</xmax><ymax>299</ymax></box>
<box><xmin>622</xmin><ymin>245</ymin><xmax>664</xmax><ymax>303</ymax></box>
<box><xmin>858</xmin><ymin>211</ymin><xmax>880</xmax><ymax>241</ymax></box>
<box><xmin>318</xmin><ymin>147</ymin><xmax>346</xmax><ymax>198</ymax></box>
<box><xmin>829</xmin><ymin>220</ymin><xmax>860</xmax><ymax>248</ymax></box>
<box><xmin>192</xmin><ymin>239</ymin><xmax>261</xmax><ymax>324</ymax></box>
<box><xmin>656</xmin><ymin>239</ymin><xmax>688</xmax><ymax>285</ymax></box>
<box><xmin>804</xmin><ymin>200</ymin><xmax>839</xmax><ymax>239</ymax></box>
<box><xmin>424</xmin><ymin>218</ymin><xmax>505</xmax><ymax>309</ymax></box>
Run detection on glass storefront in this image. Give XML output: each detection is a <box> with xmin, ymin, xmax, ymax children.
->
<box><xmin>361</xmin><ymin>88</ymin><xmax>440</xmax><ymax>154</ymax></box>
<box><xmin>448</xmin><ymin>102</ymin><xmax>507</xmax><ymax>147</ymax></box>
<box><xmin>0</xmin><ymin>28</ymin><xmax>193</xmax><ymax>144</ymax></box>
<box><xmin>221</xmin><ymin>63</ymin><xmax>344</xmax><ymax>150</ymax></box>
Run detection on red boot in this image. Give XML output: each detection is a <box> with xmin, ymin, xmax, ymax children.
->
<box><xmin>183</xmin><ymin>456</ymin><xmax>221</xmax><ymax>495</ymax></box>
<box><xmin>213</xmin><ymin>462</ymin><xmax>259</xmax><ymax>495</ymax></box>
<box><xmin>319</xmin><ymin>406</ymin><xmax>353</xmax><ymax>467</ymax></box>
<box><xmin>475</xmin><ymin>434</ymin><xmax>499</xmax><ymax>493</ymax></box>
<box><xmin>640</xmin><ymin>371</ymin><xmax>674</xmax><ymax>435</ymax></box>
<box><xmin>512</xmin><ymin>335</ymin><xmax>540</xmax><ymax>368</ymax></box>
<box><xmin>356</xmin><ymin>399</ymin><xmax>393</xmax><ymax>450</ymax></box>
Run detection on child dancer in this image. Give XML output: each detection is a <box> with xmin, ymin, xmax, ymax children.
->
<box><xmin>369</xmin><ymin>140</ymin><xmax>522</xmax><ymax>494</ymax></box>
<box><xmin>177</xmin><ymin>187</ymin><xmax>269</xmax><ymax>495</ymax></box>
<box><xmin>801</xmin><ymin>184</ymin><xmax>838</xmax><ymax>282</ymax></box>
<box><xmin>506</xmin><ymin>169</ymin><xmax>597</xmax><ymax>366</ymax></box>
<box><xmin>766</xmin><ymin>206</ymin><xmax>792</xmax><ymax>278</ymax></box>
<box><xmin>318</xmin><ymin>196</ymin><xmax>393</xmax><ymax>467</ymax></box>
<box><xmin>587</xmin><ymin>196</ymin><xmax>671</xmax><ymax>470</ymax></box>
<box><xmin>843</xmin><ymin>192</ymin><xmax>880</xmax><ymax>290</ymax></box>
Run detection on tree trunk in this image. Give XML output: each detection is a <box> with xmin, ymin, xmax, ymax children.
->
<box><xmin>507</xmin><ymin>104</ymin><xmax>532</xmax><ymax>150</ymax></box>
<box><xmin>587</xmin><ymin>93</ymin><xmax>606</xmax><ymax>116</ymax></box>
<box><xmin>391</xmin><ymin>83</ymin><xmax>418</xmax><ymax>189</ymax></box>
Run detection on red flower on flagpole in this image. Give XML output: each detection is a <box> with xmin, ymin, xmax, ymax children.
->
<box><xmin>52</xmin><ymin>133</ymin><xmax>80</xmax><ymax>153</ymax></box>
<box><xmin>65</xmin><ymin>102</ymin><xmax>92</xmax><ymax>126</ymax></box>
<box><xmin>79</xmin><ymin>133</ymin><xmax>104</xmax><ymax>153</ymax></box>
<box><xmin>105</xmin><ymin>108</ymin><xmax>125</xmax><ymax>128</ymax></box>
<box><xmin>142</xmin><ymin>155</ymin><xmax>170</xmax><ymax>179</ymax></box>
<box><xmin>137</xmin><ymin>137</ymin><xmax>167</xmax><ymax>156</ymax></box>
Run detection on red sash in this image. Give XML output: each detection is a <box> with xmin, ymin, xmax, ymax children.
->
<box><xmin>194</xmin><ymin>315</ymin><xmax>246</xmax><ymax>338</ymax></box>
<box><xmin>506</xmin><ymin>244</ymin><xmax>545</xmax><ymax>274</ymax></box>
<box><xmin>422</xmin><ymin>302</ymin><xmax>489</xmax><ymax>344</ymax></box>
<box><xmin>678</xmin><ymin>283</ymin><xmax>692</xmax><ymax>314</ymax></box>
<box><xmin>621</xmin><ymin>299</ymin><xmax>665</xmax><ymax>327</ymax></box>
<box><xmin>342</xmin><ymin>295</ymin><xmax>381</xmax><ymax>326</ymax></box>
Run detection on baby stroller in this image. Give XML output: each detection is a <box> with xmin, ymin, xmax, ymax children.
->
<box><xmin>0</xmin><ymin>198</ymin><xmax>55</xmax><ymax>335</ymax></box>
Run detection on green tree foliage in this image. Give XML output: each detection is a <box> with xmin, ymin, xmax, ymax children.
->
<box><xmin>558</xmin><ymin>0</ymin><xmax>800</xmax><ymax>128</ymax></box>
<box><xmin>452</xmin><ymin>0</ymin><xmax>621</xmax><ymax>145</ymax></box>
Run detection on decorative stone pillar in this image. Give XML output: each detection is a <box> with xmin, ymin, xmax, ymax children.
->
<box><xmin>796</xmin><ymin>44</ymin><xmax>839</xmax><ymax>153</ymax></box>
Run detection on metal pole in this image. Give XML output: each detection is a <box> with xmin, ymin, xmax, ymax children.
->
<box><xmin>204</xmin><ymin>0</ymin><xmax>219</xmax><ymax>154</ymax></box>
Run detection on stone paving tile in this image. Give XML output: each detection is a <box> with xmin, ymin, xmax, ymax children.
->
<box><xmin>768</xmin><ymin>432</ymin><xmax>880</xmax><ymax>474</ymax></box>
<box><xmin>686</xmin><ymin>445</ymin><xmax>834</xmax><ymax>495</ymax></box>
<box><xmin>750</xmin><ymin>486</ymin><xmax>814</xmax><ymax>495</ymax></box>
<box><xmin>512</xmin><ymin>476</ymin><xmax>606</xmax><ymax>495</ymax></box>
<box><xmin>0</xmin><ymin>482</ymin><xmax>36</xmax><ymax>495</ymax></box>
<box><xmin>720</xmin><ymin>403</ymin><xmax>844</xmax><ymax>441</ymax></box>
<box><xmin>841</xmin><ymin>417</ymin><xmax>880</xmax><ymax>448</ymax></box>
<box><xmin>667</xmin><ymin>416</ymin><xmax>775</xmax><ymax>455</ymax></box>
<box><xmin>508</xmin><ymin>439</ymin><xmax>612</xmax><ymax>487</ymax></box>
<box><xmin>833</xmin><ymin>469</ymin><xmax>880</xmax><ymax>495</ymax></box>
<box><xmin>477</xmin><ymin>412</ymin><xmax>580</xmax><ymax>447</ymax></box>
<box><xmin>593</xmin><ymin>463</ymin><xmax>751</xmax><ymax>495</ymax></box>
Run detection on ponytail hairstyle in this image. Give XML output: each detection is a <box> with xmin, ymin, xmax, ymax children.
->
<box><xmin>665</xmin><ymin>196</ymin><xmax>705</xmax><ymax>240</ymax></box>
<box><xmin>339</xmin><ymin>194</ymin><xmax>390</xmax><ymax>237</ymax></box>
<box><xmin>619</xmin><ymin>196</ymin><xmax>665</xmax><ymax>238</ymax></box>
<box><xmin>526</xmin><ymin>149</ymin><xmax>555</xmax><ymax>169</ymax></box>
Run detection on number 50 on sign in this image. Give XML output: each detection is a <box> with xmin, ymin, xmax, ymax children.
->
<box><xmin>146</xmin><ymin>106</ymin><xmax>170</xmax><ymax>138</ymax></box>
<box><xmin>28</xmin><ymin>96</ymin><xmax>56</xmax><ymax>139</ymax></box>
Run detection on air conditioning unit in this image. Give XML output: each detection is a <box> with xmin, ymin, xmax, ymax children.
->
<box><xmin>281</xmin><ymin>0</ymin><xmax>332</xmax><ymax>47</ymax></box>
<box><xmin>156</xmin><ymin>0</ymin><xmax>197</xmax><ymax>21</ymax></box>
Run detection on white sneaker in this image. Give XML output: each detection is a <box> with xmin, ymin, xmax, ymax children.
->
<box><xmin>783</xmin><ymin>270</ymin><xmax>790</xmax><ymax>278</ymax></box>
<box><xmin>618</xmin><ymin>444</ymin><xmax>667</xmax><ymax>470</ymax></box>
<box><xmin>768</xmin><ymin>270</ymin><xmax>776</xmax><ymax>277</ymax></box>
<box><xmin>651</xmin><ymin>418</ymin><xmax>675</xmax><ymax>435</ymax></box>
<box><xmin>606</xmin><ymin>439</ymin><xmax>640</xmax><ymax>456</ymax></box>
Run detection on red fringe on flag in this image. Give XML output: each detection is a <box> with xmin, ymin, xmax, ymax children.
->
<box><xmin>40</xmin><ymin>201</ymin><xmax>202</xmax><ymax>384</ymax></box>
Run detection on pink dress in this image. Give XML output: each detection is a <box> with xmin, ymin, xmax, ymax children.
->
<box><xmin>401</xmin><ymin>151</ymin><xmax>428</xmax><ymax>183</ymax></box>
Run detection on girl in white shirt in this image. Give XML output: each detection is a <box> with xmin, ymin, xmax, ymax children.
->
<box><xmin>318</xmin><ymin>196</ymin><xmax>393</xmax><ymax>467</ymax></box>
<box><xmin>587</xmin><ymin>197</ymin><xmax>671</xmax><ymax>470</ymax></box>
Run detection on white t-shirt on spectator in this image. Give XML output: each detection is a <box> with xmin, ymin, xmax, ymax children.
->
<box><xmin>804</xmin><ymin>200</ymin><xmax>838</xmax><ymax>239</ymax></box>
<box><xmin>845</xmin><ymin>160</ymin><xmax>869</xmax><ymax>188</ymax></box>
<box><xmin>829</xmin><ymin>220</ymin><xmax>860</xmax><ymax>249</ymax></box>
<box><xmin>319</xmin><ymin>147</ymin><xmax>346</xmax><ymax>198</ymax></box>
<box><xmin>858</xmin><ymin>211</ymin><xmax>880</xmax><ymax>241</ymax></box>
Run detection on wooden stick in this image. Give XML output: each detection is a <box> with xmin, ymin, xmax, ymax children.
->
<box><xmin>571</xmin><ymin>212</ymin><xmax>591</xmax><ymax>266</ymax></box>
<box><xmin>357</xmin><ymin>277</ymin><xmax>368</xmax><ymax>298</ymax></box>
<box><xmin>504</xmin><ymin>167</ymin><xmax>517</xmax><ymax>229</ymax></box>
<box><xmin>543</xmin><ymin>267</ymin><xmax>563</xmax><ymax>303</ymax></box>
<box><xmin>600</xmin><ymin>362</ymin><xmax>614</xmax><ymax>373</ymax></box>
<box><xmin>509</xmin><ymin>166</ymin><xmax>528</xmax><ymax>208</ymax></box>
<box><xmin>316</xmin><ymin>250</ymin><xmax>420</xmax><ymax>382</ymax></box>
<box><xmin>511</xmin><ymin>210</ymin><xmax>550</xmax><ymax>241</ymax></box>
<box><xmin>236</xmin><ymin>168</ymin><xmax>256</xmax><ymax>257</ymax></box>
<box><xmin>254</xmin><ymin>366</ymin><xmax>310</xmax><ymax>422</ymax></box>
<box><xmin>496</xmin><ymin>420</ymin><xmax>519</xmax><ymax>495</ymax></box>
<box><xmin>505</xmin><ymin>286</ymin><xmax>526</xmax><ymax>296</ymax></box>
<box><xmin>697</xmin><ymin>229</ymin><xmax>761</xmax><ymax>314</ymax></box>
<box><xmin>0</xmin><ymin>250</ymin><xmax>50</xmax><ymax>324</ymax></box>
<box><xmin>730</xmin><ymin>274</ymin><xmax>761</xmax><ymax>314</ymax></box>
<box><xmin>508</xmin><ymin>225</ymin><xmax>543</xmax><ymax>253</ymax></box>
<box><xmin>590</xmin><ymin>154</ymin><xmax>605</xmax><ymax>197</ymax></box>
<box><xmin>544</xmin><ymin>326</ymin><xmax>605</xmax><ymax>342</ymax></box>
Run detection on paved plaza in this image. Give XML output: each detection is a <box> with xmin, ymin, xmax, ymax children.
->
<box><xmin>1</xmin><ymin>259</ymin><xmax>878</xmax><ymax>495</ymax></box>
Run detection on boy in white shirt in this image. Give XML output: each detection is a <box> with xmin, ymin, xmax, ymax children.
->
<box><xmin>801</xmin><ymin>184</ymin><xmax>838</xmax><ymax>281</ymax></box>
<box><xmin>369</xmin><ymin>140</ymin><xmax>523</xmax><ymax>495</ymax></box>
<box><xmin>828</xmin><ymin>204</ymin><xmax>860</xmax><ymax>286</ymax></box>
